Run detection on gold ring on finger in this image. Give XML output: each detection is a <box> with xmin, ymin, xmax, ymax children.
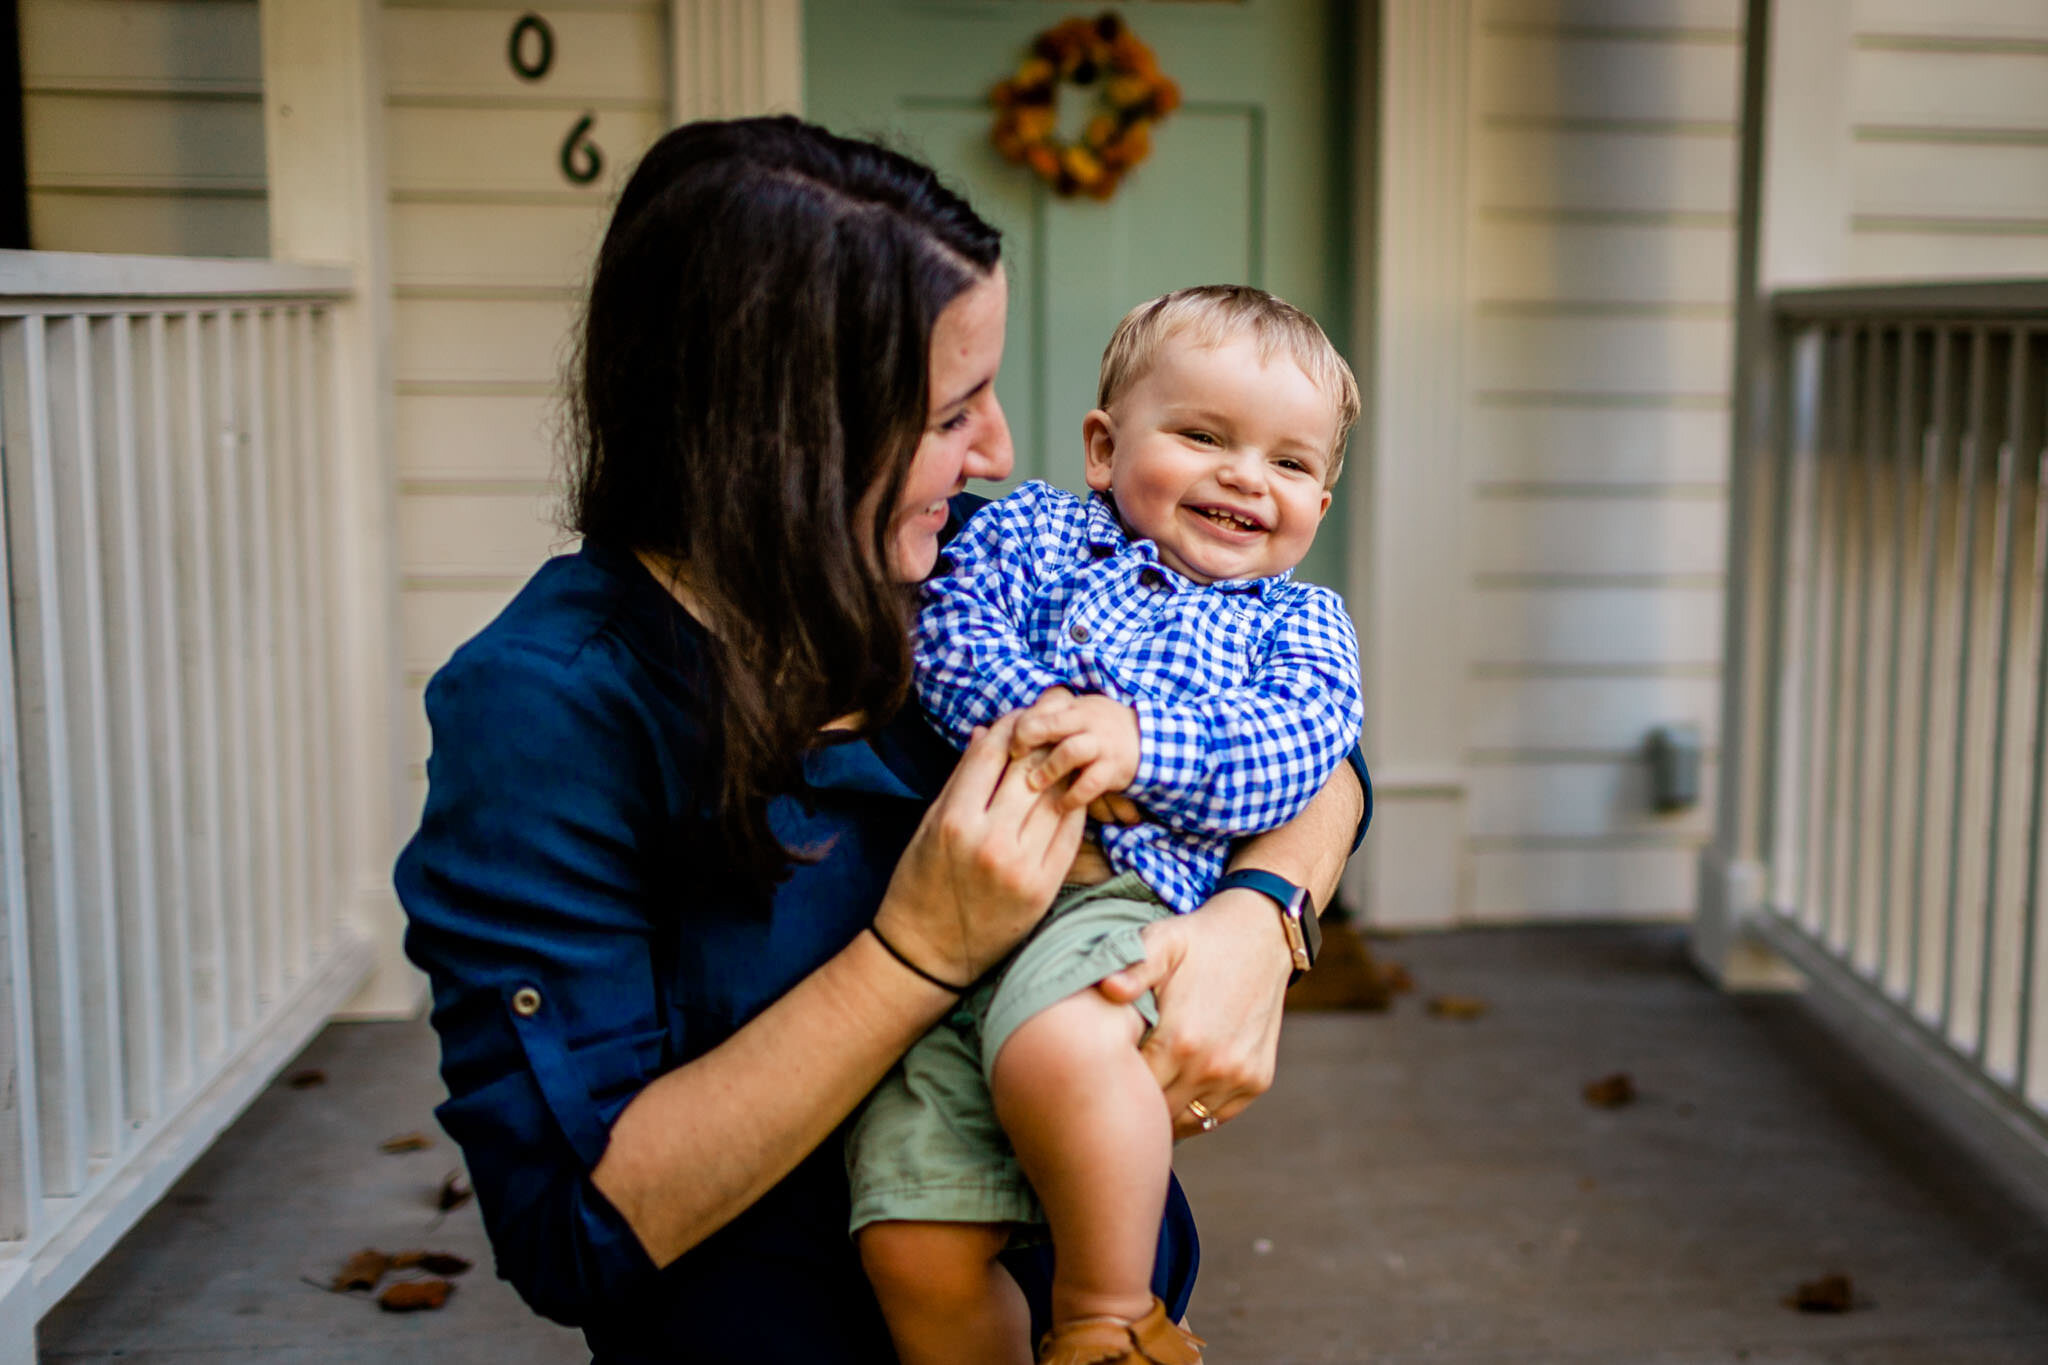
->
<box><xmin>1186</xmin><ymin>1098</ymin><xmax>1219</xmax><ymax>1132</ymax></box>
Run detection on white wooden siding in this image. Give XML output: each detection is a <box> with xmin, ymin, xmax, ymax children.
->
<box><xmin>19</xmin><ymin>0</ymin><xmax>268</xmax><ymax>256</ymax></box>
<box><xmin>385</xmin><ymin>0</ymin><xmax>668</xmax><ymax>813</ymax></box>
<box><xmin>1848</xmin><ymin>0</ymin><xmax>2048</xmax><ymax>279</ymax></box>
<box><xmin>1466</xmin><ymin>0</ymin><xmax>1743</xmax><ymax>922</ymax></box>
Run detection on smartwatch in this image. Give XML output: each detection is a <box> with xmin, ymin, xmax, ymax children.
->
<box><xmin>1213</xmin><ymin>869</ymin><xmax>1320</xmax><ymax>986</ymax></box>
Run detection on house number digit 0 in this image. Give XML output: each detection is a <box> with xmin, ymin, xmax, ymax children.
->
<box><xmin>509</xmin><ymin>14</ymin><xmax>555</xmax><ymax>81</ymax></box>
<box><xmin>560</xmin><ymin>113</ymin><xmax>603</xmax><ymax>185</ymax></box>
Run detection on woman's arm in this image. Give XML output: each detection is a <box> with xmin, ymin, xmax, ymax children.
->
<box><xmin>1096</xmin><ymin>756</ymin><xmax>1363</xmax><ymax>1137</ymax></box>
<box><xmin>592</xmin><ymin>713</ymin><xmax>1084</xmax><ymax>1266</ymax></box>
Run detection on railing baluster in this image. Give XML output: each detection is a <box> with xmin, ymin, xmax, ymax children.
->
<box><xmin>1971</xmin><ymin>329</ymin><xmax>2029</xmax><ymax>1073</ymax></box>
<box><xmin>1830</xmin><ymin>326</ymin><xmax>1871</xmax><ymax>958</ymax></box>
<box><xmin>302</xmin><ymin>309</ymin><xmax>340</xmax><ymax>952</ymax></box>
<box><xmin>243</xmin><ymin>311</ymin><xmax>284</xmax><ymax>1007</ymax></box>
<box><xmin>1913</xmin><ymin>330</ymin><xmax>1959</xmax><ymax>1023</ymax></box>
<box><xmin>53</xmin><ymin>315</ymin><xmax>125</xmax><ymax>1164</ymax></box>
<box><xmin>175</xmin><ymin>311</ymin><xmax>230</xmax><ymax>1063</ymax></box>
<box><xmin>98</xmin><ymin>314</ymin><xmax>164</xmax><ymax>1132</ymax></box>
<box><xmin>1773</xmin><ymin>326</ymin><xmax>1825</xmax><ymax>912</ymax></box>
<box><xmin>141</xmin><ymin>313</ymin><xmax>195</xmax><ymax>1098</ymax></box>
<box><xmin>1880</xmin><ymin>328</ymin><xmax>1926</xmax><ymax>1000</ymax></box>
<box><xmin>6</xmin><ymin>313</ymin><xmax>89</xmax><ymax>1196</ymax></box>
<box><xmin>1796</xmin><ymin>328</ymin><xmax>1841</xmax><ymax>935</ymax></box>
<box><xmin>1753</xmin><ymin>319</ymin><xmax>1800</xmax><ymax>882</ymax></box>
<box><xmin>1941</xmin><ymin>329</ymin><xmax>1994</xmax><ymax>1044</ymax></box>
<box><xmin>1849</xmin><ymin>327</ymin><xmax>1891</xmax><ymax>973</ymax></box>
<box><xmin>0</xmin><ymin>316</ymin><xmax>45</xmax><ymax>1241</ymax></box>
<box><xmin>271</xmin><ymin>310</ymin><xmax>310</xmax><ymax>985</ymax></box>
<box><xmin>2023</xmin><ymin>368</ymin><xmax>2048</xmax><ymax>1104</ymax></box>
<box><xmin>214</xmin><ymin>311</ymin><xmax>255</xmax><ymax>1034</ymax></box>
<box><xmin>1819</xmin><ymin>327</ymin><xmax>1859</xmax><ymax>947</ymax></box>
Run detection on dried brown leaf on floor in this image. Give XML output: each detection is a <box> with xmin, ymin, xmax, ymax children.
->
<box><xmin>436</xmin><ymin>1169</ymin><xmax>473</xmax><ymax>1211</ymax></box>
<box><xmin>332</xmin><ymin>1249</ymin><xmax>391</xmax><ymax>1292</ymax></box>
<box><xmin>1582</xmin><ymin>1073</ymin><xmax>1637</xmax><ymax>1108</ymax></box>
<box><xmin>378</xmin><ymin>1279</ymin><xmax>455</xmax><ymax>1312</ymax></box>
<box><xmin>380</xmin><ymin>1131</ymin><xmax>433</xmax><ymax>1153</ymax></box>
<box><xmin>1785</xmin><ymin>1272</ymin><xmax>1856</xmax><ymax>1313</ymax></box>
<box><xmin>1425</xmin><ymin>994</ymin><xmax>1489</xmax><ymax>1020</ymax></box>
<box><xmin>285</xmin><ymin>1068</ymin><xmax>327</xmax><ymax>1090</ymax></box>
<box><xmin>391</xmin><ymin>1251</ymin><xmax>473</xmax><ymax>1276</ymax></box>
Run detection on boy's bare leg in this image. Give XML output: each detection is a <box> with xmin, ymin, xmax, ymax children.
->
<box><xmin>859</xmin><ymin>1220</ymin><xmax>1032</xmax><ymax>1365</ymax></box>
<box><xmin>991</xmin><ymin>990</ymin><xmax>1173</xmax><ymax>1328</ymax></box>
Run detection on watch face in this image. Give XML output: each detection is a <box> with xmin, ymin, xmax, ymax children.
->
<box><xmin>1298</xmin><ymin>889</ymin><xmax>1322</xmax><ymax>965</ymax></box>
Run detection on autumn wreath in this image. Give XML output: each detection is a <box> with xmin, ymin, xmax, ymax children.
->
<box><xmin>989</xmin><ymin>13</ymin><xmax>1181</xmax><ymax>200</ymax></box>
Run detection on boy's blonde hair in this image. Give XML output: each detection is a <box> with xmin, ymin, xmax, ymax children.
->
<box><xmin>1096</xmin><ymin>285</ymin><xmax>1361</xmax><ymax>482</ymax></box>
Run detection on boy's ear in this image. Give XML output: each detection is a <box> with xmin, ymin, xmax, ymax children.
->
<box><xmin>1316</xmin><ymin>487</ymin><xmax>1333</xmax><ymax>521</ymax></box>
<box><xmin>1082</xmin><ymin>410</ymin><xmax>1116</xmax><ymax>492</ymax></box>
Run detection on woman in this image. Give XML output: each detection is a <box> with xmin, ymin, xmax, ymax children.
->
<box><xmin>396</xmin><ymin>117</ymin><xmax>1364</xmax><ymax>1362</ymax></box>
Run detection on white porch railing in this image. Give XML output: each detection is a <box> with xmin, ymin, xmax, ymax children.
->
<box><xmin>1706</xmin><ymin>281</ymin><xmax>2048</xmax><ymax>1197</ymax></box>
<box><xmin>0</xmin><ymin>253</ymin><xmax>374</xmax><ymax>1346</ymax></box>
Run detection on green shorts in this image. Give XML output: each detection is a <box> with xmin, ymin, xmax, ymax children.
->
<box><xmin>844</xmin><ymin>872</ymin><xmax>1172</xmax><ymax>1235</ymax></box>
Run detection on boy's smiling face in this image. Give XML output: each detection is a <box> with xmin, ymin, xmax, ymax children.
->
<box><xmin>1082</xmin><ymin>331</ymin><xmax>1337</xmax><ymax>584</ymax></box>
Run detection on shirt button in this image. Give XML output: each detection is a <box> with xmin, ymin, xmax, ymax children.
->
<box><xmin>1069</xmin><ymin>624</ymin><xmax>1090</xmax><ymax>643</ymax></box>
<box><xmin>511</xmin><ymin>986</ymin><xmax>543</xmax><ymax>1017</ymax></box>
<box><xmin>1140</xmin><ymin>568</ymin><xmax>1167</xmax><ymax>590</ymax></box>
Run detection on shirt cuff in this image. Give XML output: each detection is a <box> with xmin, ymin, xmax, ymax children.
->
<box><xmin>1129</xmin><ymin>695</ymin><xmax>1205</xmax><ymax>806</ymax></box>
<box><xmin>1345</xmin><ymin>742</ymin><xmax>1373</xmax><ymax>852</ymax></box>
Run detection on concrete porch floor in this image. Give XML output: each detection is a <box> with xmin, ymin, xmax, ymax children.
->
<box><xmin>37</xmin><ymin>925</ymin><xmax>2048</xmax><ymax>1363</ymax></box>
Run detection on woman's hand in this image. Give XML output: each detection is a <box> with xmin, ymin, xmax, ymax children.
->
<box><xmin>1095</xmin><ymin>758</ymin><xmax>1364</xmax><ymax>1138</ymax></box>
<box><xmin>872</xmin><ymin>712</ymin><xmax>1088</xmax><ymax>986</ymax></box>
<box><xmin>1096</xmin><ymin>890</ymin><xmax>1291</xmax><ymax>1138</ymax></box>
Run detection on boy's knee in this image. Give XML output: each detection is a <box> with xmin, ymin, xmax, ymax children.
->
<box><xmin>858</xmin><ymin>1220</ymin><xmax>1009</xmax><ymax>1306</ymax></box>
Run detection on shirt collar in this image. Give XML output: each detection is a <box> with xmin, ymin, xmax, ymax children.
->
<box><xmin>1082</xmin><ymin>491</ymin><xmax>1292</xmax><ymax>599</ymax></box>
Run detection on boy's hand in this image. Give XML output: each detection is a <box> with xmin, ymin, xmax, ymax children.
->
<box><xmin>1087</xmin><ymin>793</ymin><xmax>1145</xmax><ymax>825</ymax></box>
<box><xmin>1011</xmin><ymin>688</ymin><xmax>1141</xmax><ymax>811</ymax></box>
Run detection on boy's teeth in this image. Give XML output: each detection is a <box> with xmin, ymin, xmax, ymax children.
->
<box><xmin>1201</xmin><ymin>508</ymin><xmax>1257</xmax><ymax>530</ymax></box>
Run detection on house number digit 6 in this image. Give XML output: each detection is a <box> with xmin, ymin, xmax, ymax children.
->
<box><xmin>509</xmin><ymin>14</ymin><xmax>555</xmax><ymax>81</ymax></box>
<box><xmin>560</xmin><ymin>113</ymin><xmax>603</xmax><ymax>186</ymax></box>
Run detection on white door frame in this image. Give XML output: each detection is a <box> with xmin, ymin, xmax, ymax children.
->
<box><xmin>1346</xmin><ymin>0</ymin><xmax>1473</xmax><ymax>928</ymax></box>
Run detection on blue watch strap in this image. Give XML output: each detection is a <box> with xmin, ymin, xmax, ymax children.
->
<box><xmin>1214</xmin><ymin>868</ymin><xmax>1302</xmax><ymax>910</ymax></box>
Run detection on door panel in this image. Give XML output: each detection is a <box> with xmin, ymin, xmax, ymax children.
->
<box><xmin>805</xmin><ymin>0</ymin><xmax>1350</xmax><ymax>585</ymax></box>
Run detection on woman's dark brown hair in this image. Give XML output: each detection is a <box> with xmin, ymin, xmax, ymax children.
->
<box><xmin>567</xmin><ymin>116</ymin><xmax>1002</xmax><ymax>889</ymax></box>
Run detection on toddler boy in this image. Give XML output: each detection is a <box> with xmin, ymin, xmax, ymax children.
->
<box><xmin>848</xmin><ymin>285</ymin><xmax>1364</xmax><ymax>1365</ymax></box>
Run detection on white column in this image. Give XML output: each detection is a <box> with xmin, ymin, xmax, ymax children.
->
<box><xmin>1347</xmin><ymin>0</ymin><xmax>1470</xmax><ymax>928</ymax></box>
<box><xmin>1695</xmin><ymin>0</ymin><xmax>1852</xmax><ymax>988</ymax></box>
<box><xmin>259</xmin><ymin>0</ymin><xmax>417</xmax><ymax>1015</ymax></box>
<box><xmin>670</xmin><ymin>0</ymin><xmax>805</xmax><ymax>125</ymax></box>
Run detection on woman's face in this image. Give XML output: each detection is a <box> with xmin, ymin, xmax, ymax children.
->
<box><xmin>886</xmin><ymin>269</ymin><xmax>1013</xmax><ymax>581</ymax></box>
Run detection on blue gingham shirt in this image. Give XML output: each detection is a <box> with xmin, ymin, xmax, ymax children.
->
<box><xmin>914</xmin><ymin>480</ymin><xmax>1364</xmax><ymax>914</ymax></box>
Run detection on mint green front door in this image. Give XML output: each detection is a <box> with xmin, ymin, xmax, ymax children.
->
<box><xmin>804</xmin><ymin>0</ymin><xmax>1352</xmax><ymax>586</ymax></box>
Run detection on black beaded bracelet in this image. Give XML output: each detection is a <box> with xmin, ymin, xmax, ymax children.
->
<box><xmin>867</xmin><ymin>925</ymin><xmax>970</xmax><ymax>994</ymax></box>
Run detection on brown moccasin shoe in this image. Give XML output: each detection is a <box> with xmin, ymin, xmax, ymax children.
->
<box><xmin>1036</xmin><ymin>1297</ymin><xmax>1204</xmax><ymax>1365</ymax></box>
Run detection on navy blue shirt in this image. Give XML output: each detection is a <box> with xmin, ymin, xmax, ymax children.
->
<box><xmin>395</xmin><ymin>529</ymin><xmax>1199</xmax><ymax>1361</ymax></box>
